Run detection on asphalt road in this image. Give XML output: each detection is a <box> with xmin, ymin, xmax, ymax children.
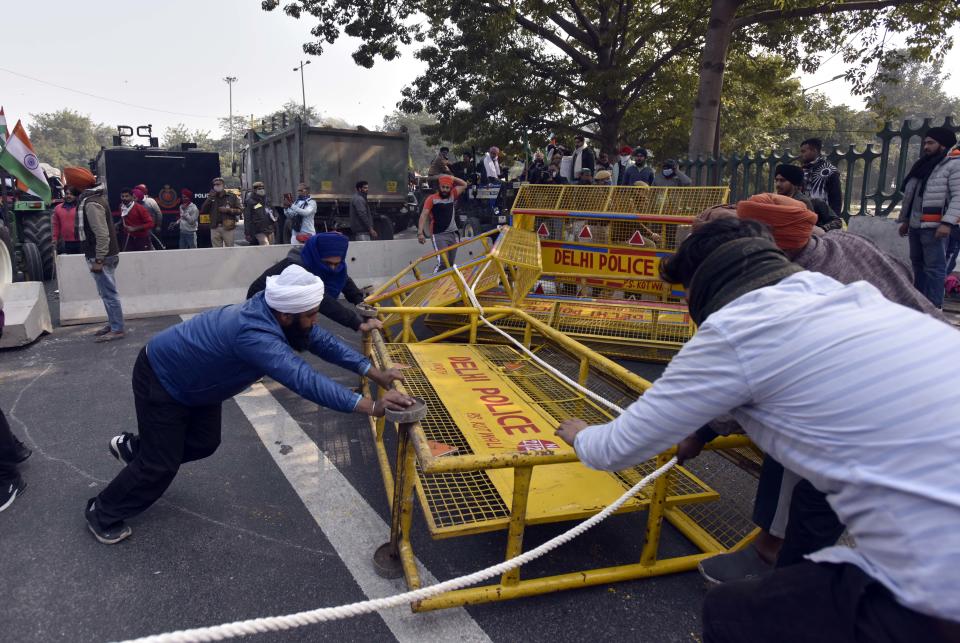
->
<box><xmin>0</xmin><ymin>310</ymin><xmax>755</xmax><ymax>643</ymax></box>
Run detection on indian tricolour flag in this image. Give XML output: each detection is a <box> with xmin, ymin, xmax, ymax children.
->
<box><xmin>0</xmin><ymin>106</ymin><xmax>8</xmax><ymax>143</ymax></box>
<box><xmin>0</xmin><ymin>119</ymin><xmax>51</xmax><ymax>202</ymax></box>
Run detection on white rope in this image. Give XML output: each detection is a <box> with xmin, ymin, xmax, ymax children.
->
<box><xmin>116</xmin><ymin>260</ymin><xmax>674</xmax><ymax>643</ymax></box>
<box><xmin>452</xmin><ymin>263</ymin><xmax>625</xmax><ymax>414</ymax></box>
<box><xmin>115</xmin><ymin>457</ymin><xmax>676</xmax><ymax>643</ymax></box>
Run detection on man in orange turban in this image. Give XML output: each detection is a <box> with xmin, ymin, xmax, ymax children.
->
<box><xmin>736</xmin><ymin>193</ymin><xmax>817</xmax><ymax>253</ymax></box>
<box><xmin>62</xmin><ymin>166</ymin><xmax>96</xmax><ymax>191</ymax></box>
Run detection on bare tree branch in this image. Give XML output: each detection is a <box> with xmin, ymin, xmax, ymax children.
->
<box><xmin>734</xmin><ymin>0</ymin><xmax>915</xmax><ymax>29</ymax></box>
<box><xmin>475</xmin><ymin>2</ymin><xmax>595</xmax><ymax>69</ymax></box>
<box><xmin>567</xmin><ymin>0</ymin><xmax>601</xmax><ymax>47</ymax></box>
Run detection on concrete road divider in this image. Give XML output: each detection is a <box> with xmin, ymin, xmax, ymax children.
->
<box><xmin>0</xmin><ymin>282</ymin><xmax>53</xmax><ymax>348</ymax></box>
<box><xmin>57</xmin><ymin>240</ymin><xmax>429</xmax><ymax>326</ymax></box>
<box><xmin>847</xmin><ymin>215</ymin><xmax>910</xmax><ymax>267</ymax></box>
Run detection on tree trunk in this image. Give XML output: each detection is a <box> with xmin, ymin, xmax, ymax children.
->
<box><xmin>688</xmin><ymin>0</ymin><xmax>741</xmax><ymax>159</ymax></box>
<box><xmin>597</xmin><ymin>99</ymin><xmax>621</xmax><ymax>157</ymax></box>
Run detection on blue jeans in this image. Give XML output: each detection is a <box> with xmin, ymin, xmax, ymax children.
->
<box><xmin>908</xmin><ymin>227</ymin><xmax>947</xmax><ymax>308</ymax></box>
<box><xmin>88</xmin><ymin>256</ymin><xmax>124</xmax><ymax>332</ymax></box>
<box><xmin>947</xmin><ymin>225</ymin><xmax>960</xmax><ymax>275</ymax></box>
<box><xmin>179</xmin><ymin>230</ymin><xmax>197</xmax><ymax>249</ymax></box>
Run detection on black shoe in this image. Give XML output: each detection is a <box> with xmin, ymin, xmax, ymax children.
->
<box><xmin>108</xmin><ymin>433</ymin><xmax>137</xmax><ymax>465</ymax></box>
<box><xmin>0</xmin><ymin>477</ymin><xmax>26</xmax><ymax>513</ymax></box>
<box><xmin>84</xmin><ymin>499</ymin><xmax>132</xmax><ymax>544</ymax></box>
<box><xmin>13</xmin><ymin>439</ymin><xmax>32</xmax><ymax>463</ymax></box>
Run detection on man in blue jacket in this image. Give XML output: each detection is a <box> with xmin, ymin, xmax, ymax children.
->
<box><xmin>84</xmin><ymin>265</ymin><xmax>411</xmax><ymax>544</ymax></box>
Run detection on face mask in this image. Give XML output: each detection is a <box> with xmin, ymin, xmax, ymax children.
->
<box><xmin>256</xmin><ymin>189</ymin><xmax>266</xmax><ymax>196</ymax></box>
<box><xmin>663</xmin><ymin>169</ymin><xmax>674</xmax><ymax>177</ymax></box>
<box><xmin>620</xmin><ymin>155</ymin><xmax>629</xmax><ymax>163</ymax></box>
<box><xmin>214</xmin><ymin>185</ymin><xmax>224</xmax><ymax>193</ymax></box>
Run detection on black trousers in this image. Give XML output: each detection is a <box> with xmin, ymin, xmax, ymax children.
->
<box><xmin>0</xmin><ymin>407</ymin><xmax>21</xmax><ymax>482</ymax></box>
<box><xmin>703</xmin><ymin>561</ymin><xmax>960</xmax><ymax>643</ymax></box>
<box><xmin>93</xmin><ymin>348</ymin><xmax>222</xmax><ymax>526</ymax></box>
<box><xmin>754</xmin><ymin>456</ymin><xmax>846</xmax><ymax>567</ymax></box>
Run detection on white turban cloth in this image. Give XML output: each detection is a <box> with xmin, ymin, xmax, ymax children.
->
<box><xmin>265</xmin><ymin>264</ymin><xmax>326</xmax><ymax>314</ymax></box>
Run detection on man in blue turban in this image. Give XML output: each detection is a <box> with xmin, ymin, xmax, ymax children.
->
<box><xmin>247</xmin><ymin>232</ymin><xmax>381</xmax><ymax>333</ymax></box>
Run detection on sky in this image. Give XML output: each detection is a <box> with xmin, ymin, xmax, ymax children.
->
<box><xmin>1</xmin><ymin>1</ymin><xmax>958</xmax><ymax>141</ymax></box>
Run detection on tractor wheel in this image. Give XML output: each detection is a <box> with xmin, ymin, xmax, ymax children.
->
<box><xmin>21</xmin><ymin>213</ymin><xmax>55</xmax><ymax>280</ymax></box>
<box><xmin>374</xmin><ymin>217</ymin><xmax>394</xmax><ymax>241</ymax></box>
<box><xmin>0</xmin><ymin>222</ymin><xmax>14</xmax><ymax>284</ymax></box>
<box><xmin>22</xmin><ymin>241</ymin><xmax>43</xmax><ymax>282</ymax></box>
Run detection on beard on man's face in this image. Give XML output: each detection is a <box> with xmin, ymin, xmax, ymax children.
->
<box><xmin>282</xmin><ymin>315</ymin><xmax>313</xmax><ymax>351</ymax></box>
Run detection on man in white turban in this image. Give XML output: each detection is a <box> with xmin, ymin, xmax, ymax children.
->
<box><xmin>84</xmin><ymin>265</ymin><xmax>410</xmax><ymax>544</ymax></box>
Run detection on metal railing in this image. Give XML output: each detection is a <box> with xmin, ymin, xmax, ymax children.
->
<box><xmin>680</xmin><ymin>116</ymin><xmax>959</xmax><ymax>219</ymax></box>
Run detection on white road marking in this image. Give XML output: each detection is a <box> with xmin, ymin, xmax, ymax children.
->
<box><xmin>233</xmin><ymin>383</ymin><xmax>491</xmax><ymax>643</ymax></box>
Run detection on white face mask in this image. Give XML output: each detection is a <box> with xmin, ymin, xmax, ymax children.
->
<box><xmin>619</xmin><ymin>155</ymin><xmax>630</xmax><ymax>163</ymax></box>
<box><xmin>255</xmin><ymin>189</ymin><xmax>266</xmax><ymax>196</ymax></box>
<box><xmin>213</xmin><ymin>185</ymin><xmax>224</xmax><ymax>193</ymax></box>
<box><xmin>662</xmin><ymin>168</ymin><xmax>674</xmax><ymax>177</ymax></box>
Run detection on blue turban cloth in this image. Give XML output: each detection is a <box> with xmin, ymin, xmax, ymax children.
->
<box><xmin>300</xmin><ymin>232</ymin><xmax>349</xmax><ymax>299</ymax></box>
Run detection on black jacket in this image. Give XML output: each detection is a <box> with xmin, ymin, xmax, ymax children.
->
<box><xmin>246</xmin><ymin>249</ymin><xmax>365</xmax><ymax>331</ymax></box>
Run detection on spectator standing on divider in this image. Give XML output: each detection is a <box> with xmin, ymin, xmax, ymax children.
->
<box><xmin>595</xmin><ymin>151</ymin><xmax>613</xmax><ymax>175</ymax></box>
<box><xmin>63</xmin><ymin>166</ymin><xmax>124</xmax><ymax>342</ymax></box>
<box><xmin>245</xmin><ymin>181</ymin><xmax>275</xmax><ymax>246</ymax></box>
<box><xmin>52</xmin><ymin>186</ymin><xmax>82</xmax><ymax>254</ymax></box>
<box><xmin>349</xmin><ymin>180</ymin><xmax>376</xmax><ymax>241</ymax></box>
<box><xmin>120</xmin><ymin>187</ymin><xmax>155</xmax><ymax>252</ymax></box>
<box><xmin>615</xmin><ymin>146</ymin><xmax>633</xmax><ymax>186</ymax></box>
<box><xmin>800</xmin><ymin>138</ymin><xmax>843</xmax><ymax>216</ymax></box>
<box><xmin>428</xmin><ymin>147</ymin><xmax>453</xmax><ymax>190</ymax></box>
<box><xmin>481</xmin><ymin>147</ymin><xmax>501</xmax><ymax>184</ymax></box>
<box><xmin>623</xmin><ymin>148</ymin><xmax>654</xmax><ymax>186</ymax></box>
<box><xmin>898</xmin><ymin>126</ymin><xmax>960</xmax><ymax>309</ymax></box>
<box><xmin>173</xmin><ymin>189</ymin><xmax>199</xmax><ymax>249</ymax></box>
<box><xmin>200</xmin><ymin>177</ymin><xmax>241</xmax><ymax>248</ymax></box>
<box><xmin>134</xmin><ymin>183</ymin><xmax>163</xmax><ymax>230</ymax></box>
<box><xmin>652</xmin><ymin>159</ymin><xmax>692</xmax><ymax>187</ymax></box>
<box><xmin>572</xmin><ymin>135</ymin><xmax>595</xmax><ymax>180</ymax></box>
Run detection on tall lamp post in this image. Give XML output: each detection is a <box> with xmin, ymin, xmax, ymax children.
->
<box><xmin>224</xmin><ymin>76</ymin><xmax>238</xmax><ymax>174</ymax></box>
<box><xmin>293</xmin><ymin>60</ymin><xmax>311</xmax><ymax>121</ymax></box>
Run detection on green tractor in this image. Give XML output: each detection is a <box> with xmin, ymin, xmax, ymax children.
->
<box><xmin>0</xmin><ymin>173</ymin><xmax>57</xmax><ymax>284</ymax></box>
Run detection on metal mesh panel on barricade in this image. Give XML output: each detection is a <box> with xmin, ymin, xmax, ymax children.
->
<box><xmin>511</xmin><ymin>185</ymin><xmax>728</xmax><ymax>301</ymax></box>
<box><xmin>365</xmin><ymin>227</ymin><xmax>541</xmax><ymax>339</ymax></box>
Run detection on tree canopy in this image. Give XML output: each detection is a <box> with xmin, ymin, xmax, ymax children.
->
<box><xmin>264</xmin><ymin>0</ymin><xmax>960</xmax><ymax>157</ymax></box>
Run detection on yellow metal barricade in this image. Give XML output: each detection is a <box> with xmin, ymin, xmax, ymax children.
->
<box><xmin>365</xmin><ymin>226</ymin><xmax>542</xmax><ymax>342</ymax></box>
<box><xmin>511</xmin><ymin>184</ymin><xmax>729</xmax><ymax>302</ymax></box>
<box><xmin>362</xmin><ymin>306</ymin><xmax>758</xmax><ymax>612</ymax></box>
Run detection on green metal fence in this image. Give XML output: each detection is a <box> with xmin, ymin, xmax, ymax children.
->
<box><xmin>680</xmin><ymin>117</ymin><xmax>959</xmax><ymax>219</ymax></box>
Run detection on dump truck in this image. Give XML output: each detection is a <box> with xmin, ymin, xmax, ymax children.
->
<box><xmin>241</xmin><ymin>121</ymin><xmax>410</xmax><ymax>240</ymax></box>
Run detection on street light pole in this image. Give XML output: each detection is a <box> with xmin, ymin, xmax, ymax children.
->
<box><xmin>224</xmin><ymin>76</ymin><xmax>238</xmax><ymax>173</ymax></box>
<box><xmin>293</xmin><ymin>60</ymin><xmax>311</xmax><ymax>121</ymax></box>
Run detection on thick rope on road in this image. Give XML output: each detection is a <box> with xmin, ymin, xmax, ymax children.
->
<box><xmin>115</xmin><ymin>261</ymin><xmax>671</xmax><ymax>643</ymax></box>
<box><xmin>116</xmin><ymin>457</ymin><xmax>676</xmax><ymax>643</ymax></box>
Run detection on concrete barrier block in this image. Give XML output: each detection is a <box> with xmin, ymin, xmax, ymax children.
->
<box><xmin>0</xmin><ymin>282</ymin><xmax>53</xmax><ymax>348</ymax></box>
<box><xmin>57</xmin><ymin>240</ymin><xmax>427</xmax><ymax>325</ymax></box>
<box><xmin>847</xmin><ymin>215</ymin><xmax>910</xmax><ymax>267</ymax></box>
